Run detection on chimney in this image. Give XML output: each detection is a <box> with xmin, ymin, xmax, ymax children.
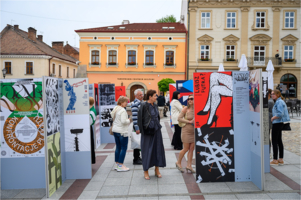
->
<box><xmin>28</xmin><ymin>27</ymin><xmax>37</xmax><ymax>41</ymax></box>
<box><xmin>14</xmin><ymin>25</ymin><xmax>19</xmax><ymax>30</ymax></box>
<box><xmin>37</xmin><ymin>35</ymin><xmax>43</xmax><ymax>42</ymax></box>
<box><xmin>52</xmin><ymin>41</ymin><xmax>64</xmax><ymax>54</ymax></box>
<box><xmin>122</xmin><ymin>20</ymin><xmax>130</xmax><ymax>25</ymax></box>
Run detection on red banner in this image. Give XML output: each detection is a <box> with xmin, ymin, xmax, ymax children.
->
<box><xmin>115</xmin><ymin>86</ymin><xmax>126</xmax><ymax>101</ymax></box>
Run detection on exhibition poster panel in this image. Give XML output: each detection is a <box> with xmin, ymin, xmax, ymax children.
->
<box><xmin>176</xmin><ymin>80</ymin><xmax>193</xmax><ymax>106</ymax></box>
<box><xmin>193</xmin><ymin>72</ymin><xmax>235</xmax><ymax>183</ymax></box>
<box><xmin>262</xmin><ymin>72</ymin><xmax>270</xmax><ymax>173</ymax></box>
<box><xmin>44</xmin><ymin>77</ymin><xmax>62</xmax><ymax>197</ymax></box>
<box><xmin>0</xmin><ymin>78</ymin><xmax>44</xmax><ymax>158</ymax></box>
<box><xmin>233</xmin><ymin>72</ymin><xmax>252</xmax><ymax>181</ymax></box>
<box><xmin>94</xmin><ymin>84</ymin><xmax>99</xmax><ymax>115</ymax></box>
<box><xmin>88</xmin><ymin>84</ymin><xmax>100</xmax><ymax>148</ymax></box>
<box><xmin>100</xmin><ymin>105</ymin><xmax>115</xmax><ymax>127</ymax></box>
<box><xmin>169</xmin><ymin>83</ymin><xmax>176</xmax><ymax>128</ymax></box>
<box><xmin>99</xmin><ymin>84</ymin><xmax>115</xmax><ymax>106</ymax></box>
<box><xmin>115</xmin><ymin>86</ymin><xmax>126</xmax><ymax>101</ymax></box>
<box><xmin>63</xmin><ymin>78</ymin><xmax>90</xmax><ymax>152</ymax></box>
<box><xmin>249</xmin><ymin>69</ymin><xmax>264</xmax><ymax>190</ymax></box>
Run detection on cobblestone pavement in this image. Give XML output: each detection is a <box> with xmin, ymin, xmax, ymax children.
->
<box><xmin>282</xmin><ymin>116</ymin><xmax>301</xmax><ymax>156</ymax></box>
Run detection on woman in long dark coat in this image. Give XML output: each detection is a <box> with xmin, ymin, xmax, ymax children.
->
<box><xmin>138</xmin><ymin>90</ymin><xmax>166</xmax><ymax>180</ymax></box>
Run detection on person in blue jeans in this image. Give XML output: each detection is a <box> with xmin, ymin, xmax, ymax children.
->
<box><xmin>270</xmin><ymin>89</ymin><xmax>290</xmax><ymax>166</ymax></box>
<box><xmin>110</xmin><ymin>96</ymin><xmax>132</xmax><ymax>172</ymax></box>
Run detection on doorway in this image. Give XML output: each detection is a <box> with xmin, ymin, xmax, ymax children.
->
<box><xmin>130</xmin><ymin>84</ymin><xmax>144</xmax><ymax>102</ymax></box>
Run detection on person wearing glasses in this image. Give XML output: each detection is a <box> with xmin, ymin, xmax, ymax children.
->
<box><xmin>175</xmin><ymin>94</ymin><xmax>195</xmax><ymax>173</ymax></box>
<box><xmin>270</xmin><ymin>89</ymin><xmax>290</xmax><ymax>165</ymax></box>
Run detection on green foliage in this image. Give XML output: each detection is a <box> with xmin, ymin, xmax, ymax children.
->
<box><xmin>156</xmin><ymin>15</ymin><xmax>177</xmax><ymax>23</ymax></box>
<box><xmin>157</xmin><ymin>78</ymin><xmax>175</xmax><ymax>92</ymax></box>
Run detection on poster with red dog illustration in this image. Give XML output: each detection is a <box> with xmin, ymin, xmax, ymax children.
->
<box><xmin>193</xmin><ymin>72</ymin><xmax>234</xmax><ymax>183</ymax></box>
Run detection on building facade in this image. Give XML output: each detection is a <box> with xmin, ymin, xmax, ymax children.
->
<box><xmin>187</xmin><ymin>0</ymin><xmax>300</xmax><ymax>98</ymax></box>
<box><xmin>0</xmin><ymin>25</ymin><xmax>78</xmax><ymax>79</ymax></box>
<box><xmin>75</xmin><ymin>21</ymin><xmax>187</xmax><ymax>101</ymax></box>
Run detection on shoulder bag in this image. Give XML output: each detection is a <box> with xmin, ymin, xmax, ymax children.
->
<box><xmin>178</xmin><ymin>112</ymin><xmax>187</xmax><ymax>128</ymax></box>
<box><xmin>109</xmin><ymin>107</ymin><xmax>122</xmax><ymax>135</ymax></box>
<box><xmin>282</xmin><ymin>123</ymin><xmax>291</xmax><ymax>131</ymax></box>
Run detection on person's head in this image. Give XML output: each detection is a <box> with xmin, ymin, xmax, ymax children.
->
<box><xmin>117</xmin><ymin>96</ymin><xmax>128</xmax><ymax>107</ymax></box>
<box><xmin>160</xmin><ymin>91</ymin><xmax>164</xmax><ymax>96</ymax></box>
<box><xmin>146</xmin><ymin>90</ymin><xmax>157</xmax><ymax>103</ymax></box>
<box><xmin>187</xmin><ymin>94</ymin><xmax>194</xmax><ymax>108</ymax></box>
<box><xmin>89</xmin><ymin>97</ymin><xmax>94</xmax><ymax>108</ymax></box>
<box><xmin>166</xmin><ymin>91</ymin><xmax>169</xmax><ymax>95</ymax></box>
<box><xmin>172</xmin><ymin>91</ymin><xmax>180</xmax><ymax>100</ymax></box>
<box><xmin>268</xmin><ymin>89</ymin><xmax>272</xmax><ymax>99</ymax></box>
<box><xmin>134</xmin><ymin>89</ymin><xmax>144</xmax><ymax>101</ymax></box>
<box><xmin>272</xmin><ymin>89</ymin><xmax>283</xmax><ymax>100</ymax></box>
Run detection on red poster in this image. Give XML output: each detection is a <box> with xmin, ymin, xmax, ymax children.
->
<box><xmin>169</xmin><ymin>83</ymin><xmax>176</xmax><ymax>102</ymax></box>
<box><xmin>115</xmin><ymin>86</ymin><xmax>126</xmax><ymax>101</ymax></box>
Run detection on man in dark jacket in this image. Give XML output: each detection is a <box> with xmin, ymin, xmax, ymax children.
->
<box><xmin>157</xmin><ymin>92</ymin><xmax>167</xmax><ymax>117</ymax></box>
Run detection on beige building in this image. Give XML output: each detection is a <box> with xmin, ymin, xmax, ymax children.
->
<box><xmin>186</xmin><ymin>0</ymin><xmax>300</xmax><ymax>98</ymax></box>
<box><xmin>0</xmin><ymin>25</ymin><xmax>79</xmax><ymax>80</ymax></box>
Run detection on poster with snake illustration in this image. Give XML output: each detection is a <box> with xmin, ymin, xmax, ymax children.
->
<box><xmin>63</xmin><ymin>78</ymin><xmax>89</xmax><ymax>115</ymax></box>
<box><xmin>193</xmin><ymin>72</ymin><xmax>234</xmax><ymax>182</ymax></box>
<box><xmin>0</xmin><ymin>78</ymin><xmax>44</xmax><ymax>158</ymax></box>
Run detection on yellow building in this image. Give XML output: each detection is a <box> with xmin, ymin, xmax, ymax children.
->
<box><xmin>185</xmin><ymin>0</ymin><xmax>300</xmax><ymax>99</ymax></box>
<box><xmin>0</xmin><ymin>25</ymin><xmax>78</xmax><ymax>79</ymax></box>
<box><xmin>75</xmin><ymin>21</ymin><xmax>187</xmax><ymax>100</ymax></box>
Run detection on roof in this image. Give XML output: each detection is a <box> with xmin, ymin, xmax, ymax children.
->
<box><xmin>75</xmin><ymin>23</ymin><xmax>187</xmax><ymax>33</ymax></box>
<box><xmin>0</xmin><ymin>25</ymin><xmax>78</xmax><ymax>64</ymax></box>
<box><xmin>71</xmin><ymin>46</ymin><xmax>79</xmax><ymax>52</ymax></box>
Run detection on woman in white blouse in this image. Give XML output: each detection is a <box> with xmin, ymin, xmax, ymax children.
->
<box><xmin>170</xmin><ymin>91</ymin><xmax>183</xmax><ymax>150</ymax></box>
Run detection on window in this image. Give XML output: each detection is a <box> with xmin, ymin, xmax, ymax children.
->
<box><xmin>284</xmin><ymin>46</ymin><xmax>294</xmax><ymax>60</ymax></box>
<box><xmin>67</xmin><ymin>67</ymin><xmax>69</xmax><ymax>78</ymax></box>
<box><xmin>146</xmin><ymin>51</ymin><xmax>154</xmax><ymax>64</ymax></box>
<box><xmin>128</xmin><ymin>50</ymin><xmax>136</xmax><ymax>64</ymax></box>
<box><xmin>73</xmin><ymin>69</ymin><xmax>75</xmax><ymax>78</ymax></box>
<box><xmin>166</xmin><ymin>51</ymin><xmax>174</xmax><ymax>64</ymax></box>
<box><xmin>200</xmin><ymin>45</ymin><xmax>210</xmax><ymax>59</ymax></box>
<box><xmin>254</xmin><ymin>46</ymin><xmax>265</xmax><ymax>65</ymax></box>
<box><xmin>59</xmin><ymin>65</ymin><xmax>62</xmax><ymax>76</ymax></box>
<box><xmin>26</xmin><ymin>62</ymin><xmax>33</xmax><ymax>74</ymax></box>
<box><xmin>5</xmin><ymin>62</ymin><xmax>11</xmax><ymax>74</ymax></box>
<box><xmin>201</xmin><ymin>12</ymin><xmax>211</xmax><ymax>28</ymax></box>
<box><xmin>256</xmin><ymin>12</ymin><xmax>266</xmax><ymax>28</ymax></box>
<box><xmin>91</xmin><ymin>50</ymin><xmax>99</xmax><ymax>64</ymax></box>
<box><xmin>280</xmin><ymin>74</ymin><xmax>297</xmax><ymax>98</ymax></box>
<box><xmin>284</xmin><ymin>11</ymin><xmax>295</xmax><ymax>28</ymax></box>
<box><xmin>226</xmin><ymin>46</ymin><xmax>235</xmax><ymax>59</ymax></box>
<box><xmin>108</xmin><ymin>50</ymin><xmax>117</xmax><ymax>65</ymax></box>
<box><xmin>227</xmin><ymin>12</ymin><xmax>236</xmax><ymax>28</ymax></box>
<box><xmin>52</xmin><ymin>63</ymin><xmax>55</xmax><ymax>74</ymax></box>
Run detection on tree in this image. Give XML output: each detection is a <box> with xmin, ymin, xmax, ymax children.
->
<box><xmin>156</xmin><ymin>15</ymin><xmax>177</xmax><ymax>23</ymax></box>
<box><xmin>157</xmin><ymin>78</ymin><xmax>175</xmax><ymax>92</ymax></box>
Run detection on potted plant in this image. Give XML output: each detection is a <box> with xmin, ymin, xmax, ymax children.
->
<box><xmin>166</xmin><ymin>62</ymin><xmax>174</xmax><ymax>66</ymax></box>
<box><xmin>200</xmin><ymin>58</ymin><xmax>209</xmax><ymax>61</ymax></box>
<box><xmin>146</xmin><ymin>62</ymin><xmax>154</xmax><ymax>65</ymax></box>
<box><xmin>109</xmin><ymin>62</ymin><xmax>116</xmax><ymax>65</ymax></box>
<box><xmin>91</xmin><ymin>62</ymin><xmax>99</xmax><ymax>65</ymax></box>
<box><xmin>128</xmin><ymin>61</ymin><xmax>136</xmax><ymax>65</ymax></box>
<box><xmin>285</xmin><ymin>59</ymin><xmax>295</xmax><ymax>62</ymax></box>
<box><xmin>227</xmin><ymin>58</ymin><xmax>236</xmax><ymax>61</ymax></box>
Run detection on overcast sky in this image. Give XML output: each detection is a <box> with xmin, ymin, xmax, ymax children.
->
<box><xmin>1</xmin><ymin>0</ymin><xmax>182</xmax><ymax>48</ymax></box>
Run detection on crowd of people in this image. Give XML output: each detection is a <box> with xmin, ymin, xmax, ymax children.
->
<box><xmin>87</xmin><ymin>87</ymin><xmax>290</xmax><ymax>179</ymax></box>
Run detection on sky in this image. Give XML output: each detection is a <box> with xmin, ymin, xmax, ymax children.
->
<box><xmin>1</xmin><ymin>0</ymin><xmax>182</xmax><ymax>48</ymax></box>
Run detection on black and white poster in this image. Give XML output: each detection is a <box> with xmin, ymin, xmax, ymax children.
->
<box><xmin>99</xmin><ymin>84</ymin><xmax>115</xmax><ymax>106</ymax></box>
<box><xmin>100</xmin><ymin>105</ymin><xmax>114</xmax><ymax>127</ymax></box>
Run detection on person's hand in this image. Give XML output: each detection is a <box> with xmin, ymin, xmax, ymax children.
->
<box><xmin>189</xmin><ymin>120</ymin><xmax>193</xmax><ymax>124</ymax></box>
<box><xmin>271</xmin><ymin>117</ymin><xmax>275</xmax><ymax>122</ymax></box>
<box><xmin>130</xmin><ymin>118</ymin><xmax>133</xmax><ymax>123</ymax></box>
<box><xmin>136</xmin><ymin>130</ymin><xmax>140</xmax><ymax>135</ymax></box>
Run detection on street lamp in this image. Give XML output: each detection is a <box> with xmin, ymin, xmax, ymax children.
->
<box><xmin>2</xmin><ymin>68</ymin><xmax>7</xmax><ymax>79</ymax></box>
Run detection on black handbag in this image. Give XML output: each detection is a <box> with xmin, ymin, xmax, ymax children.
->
<box><xmin>143</xmin><ymin>127</ymin><xmax>155</xmax><ymax>135</ymax></box>
<box><xmin>282</xmin><ymin>123</ymin><xmax>291</xmax><ymax>131</ymax></box>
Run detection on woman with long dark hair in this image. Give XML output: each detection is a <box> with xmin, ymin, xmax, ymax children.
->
<box><xmin>138</xmin><ymin>90</ymin><xmax>166</xmax><ymax>180</ymax></box>
<box><xmin>170</xmin><ymin>91</ymin><xmax>183</xmax><ymax>150</ymax></box>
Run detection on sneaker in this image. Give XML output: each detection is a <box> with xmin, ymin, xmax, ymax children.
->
<box><xmin>270</xmin><ymin>160</ymin><xmax>279</xmax><ymax>165</ymax></box>
<box><xmin>133</xmin><ymin>159</ymin><xmax>142</xmax><ymax>165</ymax></box>
<box><xmin>114</xmin><ymin>164</ymin><xmax>118</xmax><ymax>170</ymax></box>
<box><xmin>278</xmin><ymin>160</ymin><xmax>284</xmax><ymax>165</ymax></box>
<box><xmin>117</xmin><ymin>165</ymin><xmax>130</xmax><ymax>172</ymax></box>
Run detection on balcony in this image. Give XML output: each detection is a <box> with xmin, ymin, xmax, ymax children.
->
<box><xmin>246</xmin><ymin>57</ymin><xmax>282</xmax><ymax>68</ymax></box>
<box><xmin>164</xmin><ymin>63</ymin><xmax>176</xmax><ymax>69</ymax></box>
<box><xmin>106</xmin><ymin>62</ymin><xmax>118</xmax><ymax>68</ymax></box>
<box><xmin>125</xmin><ymin>62</ymin><xmax>138</xmax><ymax>69</ymax></box>
<box><xmin>283</xmin><ymin>59</ymin><xmax>297</xmax><ymax>64</ymax></box>
<box><xmin>89</xmin><ymin>62</ymin><xmax>101</xmax><ymax>68</ymax></box>
<box><xmin>143</xmin><ymin>63</ymin><xmax>156</xmax><ymax>69</ymax></box>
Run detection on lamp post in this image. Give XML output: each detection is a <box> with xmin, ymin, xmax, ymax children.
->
<box><xmin>2</xmin><ymin>68</ymin><xmax>7</xmax><ymax>79</ymax></box>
